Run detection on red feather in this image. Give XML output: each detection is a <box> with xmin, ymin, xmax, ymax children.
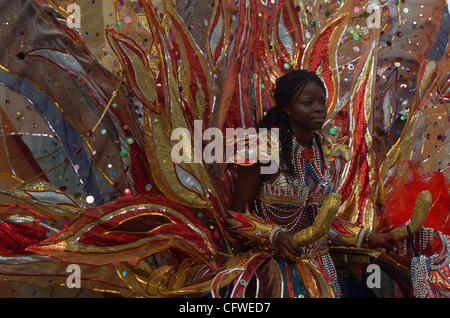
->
<box><xmin>383</xmin><ymin>162</ymin><xmax>450</xmax><ymax>234</ymax></box>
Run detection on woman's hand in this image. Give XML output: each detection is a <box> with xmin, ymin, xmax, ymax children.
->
<box><xmin>366</xmin><ymin>232</ymin><xmax>397</xmax><ymax>252</ymax></box>
<box><xmin>273</xmin><ymin>231</ymin><xmax>302</xmax><ymax>262</ymax></box>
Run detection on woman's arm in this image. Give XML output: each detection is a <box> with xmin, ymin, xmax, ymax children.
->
<box><xmin>230</xmin><ymin>164</ymin><xmax>262</xmax><ymax>212</ymax></box>
<box><xmin>328</xmin><ymin>218</ymin><xmax>395</xmax><ymax>250</ymax></box>
<box><xmin>228</xmin><ymin>163</ymin><xmax>302</xmax><ymax>262</ymax></box>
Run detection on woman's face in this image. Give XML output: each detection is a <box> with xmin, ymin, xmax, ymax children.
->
<box><xmin>285</xmin><ymin>81</ymin><xmax>326</xmax><ymax>131</ymax></box>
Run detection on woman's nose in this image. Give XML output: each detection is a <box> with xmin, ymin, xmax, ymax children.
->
<box><xmin>313</xmin><ymin>102</ymin><xmax>325</xmax><ymax>113</ymax></box>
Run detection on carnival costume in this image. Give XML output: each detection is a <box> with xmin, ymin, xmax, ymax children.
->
<box><xmin>0</xmin><ymin>0</ymin><xmax>448</xmax><ymax>298</ymax></box>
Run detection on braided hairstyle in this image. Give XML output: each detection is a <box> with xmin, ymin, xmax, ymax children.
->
<box><xmin>258</xmin><ymin>69</ymin><xmax>326</xmax><ymax>177</ymax></box>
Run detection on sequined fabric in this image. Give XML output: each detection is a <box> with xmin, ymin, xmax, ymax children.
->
<box><xmin>0</xmin><ymin>0</ymin><xmax>448</xmax><ymax>298</ymax></box>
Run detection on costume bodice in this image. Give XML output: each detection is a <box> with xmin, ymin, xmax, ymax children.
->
<box><xmin>254</xmin><ymin>134</ymin><xmax>334</xmax><ymax>233</ymax></box>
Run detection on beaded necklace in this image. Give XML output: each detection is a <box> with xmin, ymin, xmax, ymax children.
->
<box><xmin>289</xmin><ymin>135</ymin><xmax>333</xmax><ymax>196</ymax></box>
<box><xmin>257</xmin><ymin>134</ymin><xmax>333</xmax><ymax>233</ymax></box>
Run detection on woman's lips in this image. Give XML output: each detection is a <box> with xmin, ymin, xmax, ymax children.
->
<box><xmin>311</xmin><ymin>118</ymin><xmax>326</xmax><ymax>127</ymax></box>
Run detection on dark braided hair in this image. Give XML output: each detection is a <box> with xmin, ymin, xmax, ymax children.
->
<box><xmin>258</xmin><ymin>69</ymin><xmax>326</xmax><ymax>177</ymax></box>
